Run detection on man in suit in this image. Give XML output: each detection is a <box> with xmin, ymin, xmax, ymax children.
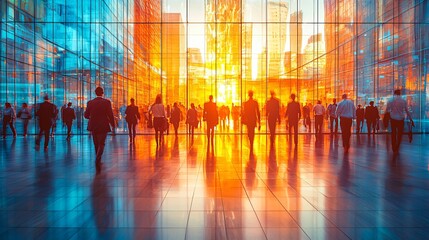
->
<box><xmin>203</xmin><ymin>95</ymin><xmax>218</xmax><ymax>152</ymax></box>
<box><xmin>62</xmin><ymin>102</ymin><xmax>76</xmax><ymax>141</ymax></box>
<box><xmin>285</xmin><ymin>93</ymin><xmax>301</xmax><ymax>145</ymax></box>
<box><xmin>266</xmin><ymin>91</ymin><xmax>281</xmax><ymax>143</ymax></box>
<box><xmin>365</xmin><ymin>101</ymin><xmax>380</xmax><ymax>135</ymax></box>
<box><xmin>243</xmin><ymin>90</ymin><xmax>261</xmax><ymax>152</ymax></box>
<box><xmin>36</xmin><ymin>95</ymin><xmax>57</xmax><ymax>150</ymax></box>
<box><xmin>84</xmin><ymin>87</ymin><xmax>115</xmax><ymax>173</ymax></box>
<box><xmin>125</xmin><ymin>98</ymin><xmax>140</xmax><ymax>142</ymax></box>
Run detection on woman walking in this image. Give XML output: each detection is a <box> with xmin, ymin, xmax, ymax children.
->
<box><xmin>17</xmin><ymin>103</ymin><xmax>32</xmax><ymax>136</ymax></box>
<box><xmin>186</xmin><ymin>103</ymin><xmax>198</xmax><ymax>141</ymax></box>
<box><xmin>2</xmin><ymin>102</ymin><xmax>17</xmax><ymax>139</ymax></box>
<box><xmin>125</xmin><ymin>98</ymin><xmax>140</xmax><ymax>143</ymax></box>
<box><xmin>150</xmin><ymin>94</ymin><xmax>166</xmax><ymax>147</ymax></box>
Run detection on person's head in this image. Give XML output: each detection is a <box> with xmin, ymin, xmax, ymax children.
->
<box><xmin>342</xmin><ymin>94</ymin><xmax>347</xmax><ymax>100</ymax></box>
<box><xmin>173</xmin><ymin>102</ymin><xmax>178</xmax><ymax>107</ymax></box>
<box><xmin>369</xmin><ymin>101</ymin><xmax>374</xmax><ymax>106</ymax></box>
<box><xmin>317</xmin><ymin>100</ymin><xmax>322</xmax><ymax>104</ymax></box>
<box><xmin>209</xmin><ymin>95</ymin><xmax>213</xmax><ymax>101</ymax></box>
<box><xmin>95</xmin><ymin>87</ymin><xmax>104</xmax><ymax>96</ymax></box>
<box><xmin>67</xmin><ymin>102</ymin><xmax>72</xmax><ymax>107</ymax></box>
<box><xmin>394</xmin><ymin>89</ymin><xmax>401</xmax><ymax>96</ymax></box>
<box><xmin>248</xmin><ymin>90</ymin><xmax>254</xmax><ymax>98</ymax></box>
<box><xmin>5</xmin><ymin>102</ymin><xmax>11</xmax><ymax>108</ymax></box>
<box><xmin>270</xmin><ymin>90</ymin><xmax>275</xmax><ymax>97</ymax></box>
<box><xmin>22</xmin><ymin>103</ymin><xmax>28</xmax><ymax>108</ymax></box>
<box><xmin>333</xmin><ymin>98</ymin><xmax>336</xmax><ymax>104</ymax></box>
<box><xmin>290</xmin><ymin>93</ymin><xmax>296</xmax><ymax>101</ymax></box>
<box><xmin>191</xmin><ymin>103</ymin><xmax>195</xmax><ymax>109</ymax></box>
<box><xmin>43</xmin><ymin>95</ymin><xmax>50</xmax><ymax>101</ymax></box>
<box><xmin>130</xmin><ymin>98</ymin><xmax>135</xmax><ymax>104</ymax></box>
<box><xmin>155</xmin><ymin>94</ymin><xmax>162</xmax><ymax>104</ymax></box>
<box><xmin>358</xmin><ymin>104</ymin><xmax>362</xmax><ymax>108</ymax></box>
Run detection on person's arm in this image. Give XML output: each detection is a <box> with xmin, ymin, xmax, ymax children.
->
<box><xmin>277</xmin><ymin>102</ymin><xmax>281</xmax><ymax>124</ymax></box>
<box><xmin>256</xmin><ymin>102</ymin><xmax>261</xmax><ymax>126</ymax></box>
<box><xmin>107</xmin><ymin>101</ymin><xmax>115</xmax><ymax>128</ymax></box>
<box><xmin>84</xmin><ymin>101</ymin><xmax>91</xmax><ymax>119</ymax></box>
<box><xmin>298</xmin><ymin>104</ymin><xmax>302</xmax><ymax>120</ymax></box>
<box><xmin>335</xmin><ymin>104</ymin><xmax>341</xmax><ymax>118</ymax></box>
<box><xmin>136</xmin><ymin>107</ymin><xmax>141</xmax><ymax>120</ymax></box>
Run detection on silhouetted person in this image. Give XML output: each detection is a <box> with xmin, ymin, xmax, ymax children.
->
<box><xmin>356</xmin><ymin>104</ymin><xmax>365</xmax><ymax>133</ymax></box>
<box><xmin>313</xmin><ymin>100</ymin><xmax>325</xmax><ymax>134</ymax></box>
<box><xmin>62</xmin><ymin>102</ymin><xmax>76</xmax><ymax>141</ymax></box>
<box><xmin>50</xmin><ymin>106</ymin><xmax>59</xmax><ymax>137</ymax></box>
<box><xmin>186</xmin><ymin>103</ymin><xmax>198</xmax><ymax>141</ymax></box>
<box><xmin>336</xmin><ymin>94</ymin><xmax>356</xmax><ymax>153</ymax></box>
<box><xmin>386</xmin><ymin>89</ymin><xmax>413</xmax><ymax>154</ymax></box>
<box><xmin>285</xmin><ymin>94</ymin><xmax>301</xmax><ymax>144</ymax></box>
<box><xmin>170</xmin><ymin>102</ymin><xmax>181</xmax><ymax>136</ymax></box>
<box><xmin>365</xmin><ymin>101</ymin><xmax>380</xmax><ymax>135</ymax></box>
<box><xmin>36</xmin><ymin>95</ymin><xmax>57</xmax><ymax>149</ymax></box>
<box><xmin>303</xmin><ymin>103</ymin><xmax>311</xmax><ymax>131</ymax></box>
<box><xmin>84</xmin><ymin>87</ymin><xmax>115</xmax><ymax>173</ymax></box>
<box><xmin>17</xmin><ymin>103</ymin><xmax>32</xmax><ymax>137</ymax></box>
<box><xmin>266</xmin><ymin>91</ymin><xmax>281</xmax><ymax>143</ymax></box>
<box><xmin>166</xmin><ymin>104</ymin><xmax>171</xmax><ymax>135</ymax></box>
<box><xmin>203</xmin><ymin>95</ymin><xmax>218</xmax><ymax>151</ymax></box>
<box><xmin>327</xmin><ymin>98</ymin><xmax>338</xmax><ymax>134</ymax></box>
<box><xmin>2</xmin><ymin>102</ymin><xmax>17</xmax><ymax>139</ymax></box>
<box><xmin>150</xmin><ymin>94</ymin><xmax>166</xmax><ymax>147</ymax></box>
<box><xmin>231</xmin><ymin>103</ymin><xmax>240</xmax><ymax>131</ymax></box>
<box><xmin>125</xmin><ymin>98</ymin><xmax>140</xmax><ymax>143</ymax></box>
<box><xmin>243</xmin><ymin>90</ymin><xmax>261</xmax><ymax>152</ymax></box>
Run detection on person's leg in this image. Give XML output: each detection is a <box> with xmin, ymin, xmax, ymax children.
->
<box><xmin>9</xmin><ymin>121</ymin><xmax>16</xmax><ymax>137</ymax></box>
<box><xmin>396</xmin><ymin>120</ymin><xmax>404</xmax><ymax>152</ymax></box>
<box><xmin>391</xmin><ymin>120</ymin><xmax>397</xmax><ymax>152</ymax></box>
<box><xmin>340</xmin><ymin>118</ymin><xmax>347</xmax><ymax>148</ymax></box>
<box><xmin>293</xmin><ymin>122</ymin><xmax>298</xmax><ymax>144</ymax></box>
<box><xmin>366</xmin><ymin>121</ymin><xmax>371</xmax><ymax>135</ymax></box>
<box><xmin>155</xmin><ymin>130</ymin><xmax>159</xmax><ymax>146</ymax></box>
<box><xmin>23</xmin><ymin>119</ymin><xmax>29</xmax><ymax>136</ymax></box>
<box><xmin>67</xmin><ymin>123</ymin><xmax>72</xmax><ymax>139</ymax></box>
<box><xmin>268</xmin><ymin>120</ymin><xmax>275</xmax><ymax>142</ymax></box>
<box><xmin>334</xmin><ymin>117</ymin><xmax>338</xmax><ymax>133</ymax></box>
<box><xmin>92</xmin><ymin>132</ymin><xmax>99</xmax><ymax>154</ymax></box>
<box><xmin>132</xmin><ymin>123</ymin><xmax>137</xmax><ymax>139</ymax></box>
<box><xmin>44</xmin><ymin>127</ymin><xmax>50</xmax><ymax>148</ymax></box>
<box><xmin>248</xmin><ymin>125</ymin><xmax>255</xmax><ymax>150</ymax></box>
<box><xmin>329</xmin><ymin>117</ymin><xmax>334</xmax><ymax>134</ymax></box>
<box><xmin>127</xmin><ymin>122</ymin><xmax>132</xmax><ymax>141</ymax></box>
<box><xmin>345</xmin><ymin>118</ymin><xmax>352</xmax><ymax>148</ymax></box>
<box><xmin>95</xmin><ymin>132</ymin><xmax>107</xmax><ymax>164</ymax></box>
<box><xmin>36</xmin><ymin>128</ymin><xmax>43</xmax><ymax>145</ymax></box>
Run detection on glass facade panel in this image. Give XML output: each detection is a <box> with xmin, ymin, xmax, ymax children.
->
<box><xmin>1</xmin><ymin>0</ymin><xmax>429</xmax><ymax>135</ymax></box>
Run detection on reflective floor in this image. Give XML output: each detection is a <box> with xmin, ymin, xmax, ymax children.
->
<box><xmin>1</xmin><ymin>133</ymin><xmax>429</xmax><ymax>239</ymax></box>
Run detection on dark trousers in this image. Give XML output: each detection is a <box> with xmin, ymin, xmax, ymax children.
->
<box><xmin>128</xmin><ymin>122</ymin><xmax>137</xmax><ymax>138</ymax></box>
<box><xmin>356</xmin><ymin>118</ymin><xmax>364</xmax><ymax>133</ymax></box>
<box><xmin>36</xmin><ymin>126</ymin><xmax>51</xmax><ymax>147</ymax></box>
<box><xmin>268</xmin><ymin>119</ymin><xmax>277</xmax><ymax>141</ymax></box>
<box><xmin>92</xmin><ymin>132</ymin><xmax>108</xmax><ymax>164</ymax></box>
<box><xmin>329</xmin><ymin>116</ymin><xmax>338</xmax><ymax>133</ymax></box>
<box><xmin>366</xmin><ymin>119</ymin><xmax>376</xmax><ymax>134</ymax></box>
<box><xmin>315</xmin><ymin>115</ymin><xmax>323</xmax><ymax>134</ymax></box>
<box><xmin>247</xmin><ymin>125</ymin><xmax>256</xmax><ymax>150</ymax></box>
<box><xmin>391</xmin><ymin>119</ymin><xmax>404</xmax><ymax>152</ymax></box>
<box><xmin>288</xmin><ymin>120</ymin><xmax>298</xmax><ymax>143</ymax></box>
<box><xmin>66</xmin><ymin>122</ymin><xmax>72</xmax><ymax>138</ymax></box>
<box><xmin>2</xmin><ymin>116</ymin><xmax>16</xmax><ymax>137</ymax></box>
<box><xmin>340</xmin><ymin>117</ymin><xmax>353</xmax><ymax>148</ymax></box>
<box><xmin>22</xmin><ymin>119</ymin><xmax>29</xmax><ymax>135</ymax></box>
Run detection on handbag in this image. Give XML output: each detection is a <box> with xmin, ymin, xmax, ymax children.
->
<box><xmin>147</xmin><ymin>113</ymin><xmax>153</xmax><ymax>128</ymax></box>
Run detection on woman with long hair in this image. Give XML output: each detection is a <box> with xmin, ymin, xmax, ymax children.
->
<box><xmin>150</xmin><ymin>94</ymin><xmax>166</xmax><ymax>147</ymax></box>
<box><xmin>186</xmin><ymin>103</ymin><xmax>198</xmax><ymax>141</ymax></box>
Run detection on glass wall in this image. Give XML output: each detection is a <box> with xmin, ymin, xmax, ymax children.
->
<box><xmin>1</xmin><ymin>0</ymin><xmax>429</xmax><ymax>135</ymax></box>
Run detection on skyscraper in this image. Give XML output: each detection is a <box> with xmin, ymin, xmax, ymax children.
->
<box><xmin>267</xmin><ymin>1</ymin><xmax>288</xmax><ymax>78</ymax></box>
<box><xmin>290</xmin><ymin>11</ymin><xmax>303</xmax><ymax>74</ymax></box>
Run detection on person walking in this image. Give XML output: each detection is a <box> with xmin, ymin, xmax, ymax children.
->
<box><xmin>170</xmin><ymin>102</ymin><xmax>181</xmax><ymax>136</ymax></box>
<box><xmin>336</xmin><ymin>94</ymin><xmax>356</xmax><ymax>153</ymax></box>
<box><xmin>150</xmin><ymin>94</ymin><xmax>166</xmax><ymax>147</ymax></box>
<box><xmin>266</xmin><ymin>91</ymin><xmax>281</xmax><ymax>143</ymax></box>
<box><xmin>303</xmin><ymin>103</ymin><xmax>311</xmax><ymax>131</ymax></box>
<box><xmin>365</xmin><ymin>101</ymin><xmax>380</xmax><ymax>135</ymax></box>
<box><xmin>36</xmin><ymin>95</ymin><xmax>57</xmax><ymax>149</ymax></box>
<box><xmin>285</xmin><ymin>94</ymin><xmax>301</xmax><ymax>145</ymax></box>
<box><xmin>186</xmin><ymin>103</ymin><xmax>198</xmax><ymax>141</ymax></box>
<box><xmin>2</xmin><ymin>102</ymin><xmax>17</xmax><ymax>139</ymax></box>
<box><xmin>50</xmin><ymin>106</ymin><xmax>59</xmax><ymax>138</ymax></box>
<box><xmin>17</xmin><ymin>103</ymin><xmax>32</xmax><ymax>136</ymax></box>
<box><xmin>242</xmin><ymin>90</ymin><xmax>261</xmax><ymax>152</ymax></box>
<box><xmin>125</xmin><ymin>98</ymin><xmax>140</xmax><ymax>143</ymax></box>
<box><xmin>62</xmin><ymin>102</ymin><xmax>76</xmax><ymax>141</ymax></box>
<box><xmin>203</xmin><ymin>95</ymin><xmax>218</xmax><ymax>152</ymax></box>
<box><xmin>327</xmin><ymin>99</ymin><xmax>338</xmax><ymax>134</ymax></box>
<box><xmin>313</xmin><ymin>100</ymin><xmax>325</xmax><ymax>134</ymax></box>
<box><xmin>386</xmin><ymin>89</ymin><xmax>413</xmax><ymax>154</ymax></box>
<box><xmin>84</xmin><ymin>87</ymin><xmax>115</xmax><ymax>173</ymax></box>
<box><xmin>356</xmin><ymin>104</ymin><xmax>365</xmax><ymax>133</ymax></box>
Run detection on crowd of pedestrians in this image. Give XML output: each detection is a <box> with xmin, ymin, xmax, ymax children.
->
<box><xmin>1</xmin><ymin>88</ymin><xmax>415</xmax><ymax>173</ymax></box>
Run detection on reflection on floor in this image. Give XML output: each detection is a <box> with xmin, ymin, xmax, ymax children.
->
<box><xmin>0</xmin><ymin>133</ymin><xmax>428</xmax><ymax>239</ymax></box>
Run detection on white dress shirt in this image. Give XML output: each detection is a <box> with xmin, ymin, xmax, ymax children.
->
<box><xmin>336</xmin><ymin>99</ymin><xmax>356</xmax><ymax>119</ymax></box>
<box><xmin>313</xmin><ymin>104</ymin><xmax>325</xmax><ymax>116</ymax></box>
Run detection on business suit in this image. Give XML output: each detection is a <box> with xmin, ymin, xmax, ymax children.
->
<box><xmin>286</xmin><ymin>101</ymin><xmax>301</xmax><ymax>144</ymax></box>
<box><xmin>84</xmin><ymin>97</ymin><xmax>115</xmax><ymax>169</ymax></box>
<box><xmin>266</xmin><ymin>97</ymin><xmax>281</xmax><ymax>141</ymax></box>
<box><xmin>243</xmin><ymin>98</ymin><xmax>260</xmax><ymax>150</ymax></box>
<box><xmin>36</xmin><ymin>101</ymin><xmax>57</xmax><ymax>148</ymax></box>
<box><xmin>62</xmin><ymin>107</ymin><xmax>76</xmax><ymax>139</ymax></box>
<box><xmin>125</xmin><ymin>104</ymin><xmax>140</xmax><ymax>139</ymax></box>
